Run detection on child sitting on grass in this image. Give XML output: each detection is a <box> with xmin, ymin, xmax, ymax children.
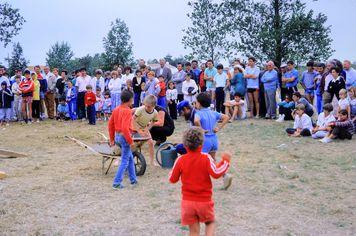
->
<box><xmin>56</xmin><ymin>98</ymin><xmax>69</xmax><ymax>121</ymax></box>
<box><xmin>109</xmin><ymin>90</ymin><xmax>137</xmax><ymax>189</ymax></box>
<box><xmin>276</xmin><ymin>95</ymin><xmax>295</xmax><ymax>122</ymax></box>
<box><xmin>286</xmin><ymin>104</ymin><xmax>313</xmax><ymax>137</ymax></box>
<box><xmin>223</xmin><ymin>92</ymin><xmax>247</xmax><ymax>122</ymax></box>
<box><xmin>312</xmin><ymin>103</ymin><xmax>335</xmax><ymax>139</ymax></box>
<box><xmin>133</xmin><ymin>94</ymin><xmax>158</xmax><ymax>166</ymax></box>
<box><xmin>169</xmin><ymin>127</ymin><xmax>231</xmax><ymax>236</ymax></box>
<box><xmin>320</xmin><ymin>109</ymin><xmax>354</xmax><ymax>143</ymax></box>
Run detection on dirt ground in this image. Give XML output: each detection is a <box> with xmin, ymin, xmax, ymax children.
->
<box><xmin>0</xmin><ymin>118</ymin><xmax>355</xmax><ymax>235</ymax></box>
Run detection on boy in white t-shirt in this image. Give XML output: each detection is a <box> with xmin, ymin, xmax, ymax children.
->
<box><xmin>338</xmin><ymin>89</ymin><xmax>350</xmax><ymax>118</ymax></box>
<box><xmin>224</xmin><ymin>92</ymin><xmax>246</xmax><ymax>122</ymax></box>
<box><xmin>312</xmin><ymin>103</ymin><xmax>336</xmax><ymax>139</ymax></box>
<box><xmin>286</xmin><ymin>104</ymin><xmax>313</xmax><ymax>137</ymax></box>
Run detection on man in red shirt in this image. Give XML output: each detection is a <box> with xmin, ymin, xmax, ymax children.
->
<box><xmin>108</xmin><ymin>90</ymin><xmax>137</xmax><ymax>189</ymax></box>
<box><xmin>169</xmin><ymin>127</ymin><xmax>231</xmax><ymax>236</ymax></box>
<box><xmin>84</xmin><ymin>85</ymin><xmax>96</xmax><ymax>125</ymax></box>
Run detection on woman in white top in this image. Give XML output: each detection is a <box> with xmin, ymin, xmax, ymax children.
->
<box><xmin>182</xmin><ymin>73</ymin><xmax>198</xmax><ymax>104</ymax></box>
<box><xmin>312</xmin><ymin>103</ymin><xmax>336</xmax><ymax>139</ymax></box>
<box><xmin>108</xmin><ymin>70</ymin><xmax>123</xmax><ymax>109</ymax></box>
<box><xmin>122</xmin><ymin>66</ymin><xmax>134</xmax><ymax>89</ymax></box>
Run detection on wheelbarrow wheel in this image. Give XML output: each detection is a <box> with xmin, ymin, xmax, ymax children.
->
<box><xmin>133</xmin><ymin>151</ymin><xmax>146</xmax><ymax>176</ymax></box>
<box><xmin>155</xmin><ymin>142</ymin><xmax>175</xmax><ymax>167</ymax></box>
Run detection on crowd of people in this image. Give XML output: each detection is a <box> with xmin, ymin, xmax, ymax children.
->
<box><xmin>0</xmin><ymin>57</ymin><xmax>355</xmax><ymax>142</ymax></box>
<box><xmin>1</xmin><ymin>57</ymin><xmax>355</xmax><ymax>236</ymax></box>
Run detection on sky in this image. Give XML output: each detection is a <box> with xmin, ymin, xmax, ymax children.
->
<box><xmin>1</xmin><ymin>0</ymin><xmax>356</xmax><ymax>66</ymax></box>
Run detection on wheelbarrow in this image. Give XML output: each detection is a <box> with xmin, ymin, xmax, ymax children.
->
<box><xmin>65</xmin><ymin>132</ymin><xmax>149</xmax><ymax>176</ymax></box>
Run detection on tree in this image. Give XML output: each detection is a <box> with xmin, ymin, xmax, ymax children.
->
<box><xmin>68</xmin><ymin>53</ymin><xmax>106</xmax><ymax>74</ymax></box>
<box><xmin>182</xmin><ymin>0</ymin><xmax>232</xmax><ymax>62</ymax></box>
<box><xmin>0</xmin><ymin>3</ymin><xmax>25</xmax><ymax>47</ymax></box>
<box><xmin>223</xmin><ymin>0</ymin><xmax>333</xmax><ymax>67</ymax></box>
<box><xmin>46</xmin><ymin>42</ymin><xmax>74</xmax><ymax>71</ymax></box>
<box><xmin>103</xmin><ymin>18</ymin><xmax>134</xmax><ymax>68</ymax></box>
<box><xmin>5</xmin><ymin>42</ymin><xmax>28</xmax><ymax>76</ymax></box>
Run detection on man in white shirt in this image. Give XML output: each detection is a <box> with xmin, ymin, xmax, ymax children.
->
<box><xmin>76</xmin><ymin>68</ymin><xmax>92</xmax><ymax>119</ymax></box>
<box><xmin>0</xmin><ymin>66</ymin><xmax>10</xmax><ymax>91</ymax></box>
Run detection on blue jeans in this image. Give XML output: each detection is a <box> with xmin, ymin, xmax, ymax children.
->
<box><xmin>113</xmin><ymin>134</ymin><xmax>137</xmax><ymax>185</ymax></box>
<box><xmin>157</xmin><ymin>96</ymin><xmax>166</xmax><ymax>108</ymax></box>
<box><xmin>134</xmin><ymin>92</ymin><xmax>141</xmax><ymax>107</ymax></box>
<box><xmin>316</xmin><ymin>94</ymin><xmax>323</xmax><ymax>114</ymax></box>
<box><xmin>86</xmin><ymin>105</ymin><xmax>96</xmax><ymax>124</ymax></box>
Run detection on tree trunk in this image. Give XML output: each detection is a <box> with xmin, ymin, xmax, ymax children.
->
<box><xmin>273</xmin><ymin>0</ymin><xmax>282</xmax><ymax>68</ymax></box>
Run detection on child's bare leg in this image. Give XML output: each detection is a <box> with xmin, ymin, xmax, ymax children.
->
<box><xmin>230</xmin><ymin>106</ymin><xmax>239</xmax><ymax>121</ymax></box>
<box><xmin>189</xmin><ymin>222</ymin><xmax>200</xmax><ymax>236</ymax></box>
<box><xmin>28</xmin><ymin>102</ymin><xmax>33</xmax><ymax>120</ymax></box>
<box><xmin>205</xmin><ymin>221</ymin><xmax>215</xmax><ymax>236</ymax></box>
<box><xmin>147</xmin><ymin>139</ymin><xmax>156</xmax><ymax>165</ymax></box>
<box><xmin>253</xmin><ymin>90</ymin><xmax>259</xmax><ymax>117</ymax></box>
<box><xmin>247</xmin><ymin>92</ymin><xmax>254</xmax><ymax>117</ymax></box>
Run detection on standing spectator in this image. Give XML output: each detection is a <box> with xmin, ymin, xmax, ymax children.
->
<box><xmin>122</xmin><ymin>66</ymin><xmax>134</xmax><ymax>89</ymax></box>
<box><xmin>104</xmin><ymin>71</ymin><xmax>111</xmax><ymax>92</ymax></box>
<box><xmin>0</xmin><ymin>66</ymin><xmax>10</xmax><ymax>89</ymax></box>
<box><xmin>204</xmin><ymin>60</ymin><xmax>217</xmax><ymax>106</ymax></box>
<box><xmin>55</xmin><ymin>70</ymin><xmax>67</xmax><ymax>110</ymax></box>
<box><xmin>76</xmin><ymin>68</ymin><xmax>92</xmax><ymax>119</ymax></box>
<box><xmin>321</xmin><ymin>61</ymin><xmax>336</xmax><ymax>105</ymax></box>
<box><xmin>261</xmin><ymin>61</ymin><xmax>278</xmax><ymax>119</ymax></box>
<box><xmin>157</xmin><ymin>75</ymin><xmax>167</xmax><ymax>108</ymax></box>
<box><xmin>171</xmin><ymin>63</ymin><xmax>186</xmax><ymax>102</ymax></box>
<box><xmin>166</xmin><ymin>81</ymin><xmax>178</xmax><ymax>120</ymax></box>
<box><xmin>282</xmin><ymin>61</ymin><xmax>299</xmax><ymax>98</ymax></box>
<box><xmin>10</xmin><ymin>69</ymin><xmax>24</xmax><ymax>85</ymax></box>
<box><xmin>258</xmin><ymin>66</ymin><xmax>267</xmax><ymax>118</ymax></box>
<box><xmin>92</xmin><ymin>69</ymin><xmax>105</xmax><ymax>92</ymax></box>
<box><xmin>314</xmin><ymin>63</ymin><xmax>326</xmax><ymax>114</ymax></box>
<box><xmin>108</xmin><ymin>70</ymin><xmax>123</xmax><ymax>110</ymax></box>
<box><xmin>328</xmin><ymin>67</ymin><xmax>346</xmax><ymax>101</ymax></box>
<box><xmin>155</xmin><ymin>58</ymin><xmax>172</xmax><ymax>84</ymax></box>
<box><xmin>19</xmin><ymin>70</ymin><xmax>34</xmax><ymax>123</ymax></box>
<box><xmin>185</xmin><ymin>62</ymin><xmax>198</xmax><ymax>85</ymax></box>
<box><xmin>244</xmin><ymin>57</ymin><xmax>260</xmax><ymax>118</ymax></box>
<box><xmin>182</xmin><ymin>73</ymin><xmax>198</xmax><ymax>104</ymax></box>
<box><xmin>11</xmin><ymin>75</ymin><xmax>22</xmax><ymax>121</ymax></box>
<box><xmin>84</xmin><ymin>85</ymin><xmax>96</xmax><ymax>125</ymax></box>
<box><xmin>300</xmin><ymin>61</ymin><xmax>318</xmax><ymax>103</ymax></box>
<box><xmin>279</xmin><ymin>63</ymin><xmax>288</xmax><ymax>100</ymax></box>
<box><xmin>37</xmin><ymin>70</ymin><xmax>48</xmax><ymax>120</ymax></box>
<box><xmin>144</xmin><ymin>71</ymin><xmax>160</xmax><ymax>97</ymax></box>
<box><xmin>132</xmin><ymin>69</ymin><xmax>145</xmax><ymax>107</ymax></box>
<box><xmin>199</xmin><ymin>63</ymin><xmax>206</xmax><ymax>92</ymax></box>
<box><xmin>42</xmin><ymin>66</ymin><xmax>56</xmax><ymax>119</ymax></box>
<box><xmin>31</xmin><ymin>73</ymin><xmax>41</xmax><ymax>123</ymax></box>
<box><xmin>0</xmin><ymin>82</ymin><xmax>13</xmax><ymax>125</ymax></box>
<box><xmin>343</xmin><ymin>60</ymin><xmax>356</xmax><ymax>89</ymax></box>
<box><xmin>191</xmin><ymin>60</ymin><xmax>201</xmax><ymax>84</ymax></box>
<box><xmin>214</xmin><ymin>64</ymin><xmax>228</xmax><ymax>113</ymax></box>
<box><xmin>66</xmin><ymin>80</ymin><xmax>77</xmax><ymax>120</ymax></box>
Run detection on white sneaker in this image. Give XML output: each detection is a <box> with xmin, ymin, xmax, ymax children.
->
<box><xmin>320</xmin><ymin>137</ymin><xmax>332</xmax><ymax>143</ymax></box>
<box><xmin>276</xmin><ymin>114</ymin><xmax>285</xmax><ymax>122</ymax></box>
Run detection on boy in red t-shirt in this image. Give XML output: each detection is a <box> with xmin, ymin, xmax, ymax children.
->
<box><xmin>169</xmin><ymin>127</ymin><xmax>231</xmax><ymax>236</ymax></box>
<box><xmin>84</xmin><ymin>85</ymin><xmax>96</xmax><ymax>125</ymax></box>
<box><xmin>156</xmin><ymin>75</ymin><xmax>166</xmax><ymax>108</ymax></box>
<box><xmin>108</xmin><ymin>90</ymin><xmax>137</xmax><ymax>189</ymax></box>
<box><xmin>19</xmin><ymin>70</ymin><xmax>34</xmax><ymax>123</ymax></box>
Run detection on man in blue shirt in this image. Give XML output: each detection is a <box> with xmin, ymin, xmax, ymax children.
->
<box><xmin>282</xmin><ymin>60</ymin><xmax>299</xmax><ymax>98</ymax></box>
<box><xmin>261</xmin><ymin>61</ymin><xmax>278</xmax><ymax>119</ymax></box>
<box><xmin>300</xmin><ymin>61</ymin><xmax>318</xmax><ymax>103</ymax></box>
<box><xmin>191</xmin><ymin>60</ymin><xmax>201</xmax><ymax>82</ymax></box>
<box><xmin>204</xmin><ymin>60</ymin><xmax>218</xmax><ymax>106</ymax></box>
